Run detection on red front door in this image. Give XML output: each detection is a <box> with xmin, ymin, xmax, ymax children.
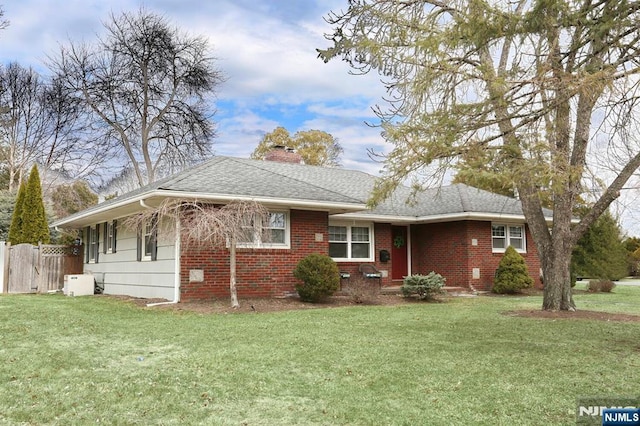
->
<box><xmin>391</xmin><ymin>226</ymin><xmax>408</xmax><ymax>280</ymax></box>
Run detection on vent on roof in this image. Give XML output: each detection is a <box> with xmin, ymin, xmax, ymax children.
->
<box><xmin>264</xmin><ymin>145</ymin><xmax>304</xmax><ymax>164</ymax></box>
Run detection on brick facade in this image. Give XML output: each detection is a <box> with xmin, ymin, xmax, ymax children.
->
<box><xmin>333</xmin><ymin>223</ymin><xmax>395</xmax><ymax>287</ymax></box>
<box><xmin>411</xmin><ymin>221</ymin><xmax>542</xmax><ymax>291</ymax></box>
<box><xmin>180</xmin><ymin>213</ymin><xmax>543</xmax><ymax>300</ymax></box>
<box><xmin>180</xmin><ymin>210</ymin><xmax>329</xmax><ymax>300</ymax></box>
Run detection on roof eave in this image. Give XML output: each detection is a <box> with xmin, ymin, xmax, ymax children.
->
<box><xmin>51</xmin><ymin>189</ymin><xmax>366</xmax><ymax>229</ymax></box>
<box><xmin>332</xmin><ymin>211</ymin><xmax>555</xmax><ymax>225</ymax></box>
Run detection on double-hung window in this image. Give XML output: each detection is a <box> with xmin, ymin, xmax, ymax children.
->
<box><xmin>238</xmin><ymin>211</ymin><xmax>289</xmax><ymax>248</ymax></box>
<box><xmin>137</xmin><ymin>216</ymin><xmax>157</xmax><ymax>261</ymax></box>
<box><xmin>492</xmin><ymin>224</ymin><xmax>526</xmax><ymax>253</ymax></box>
<box><xmin>103</xmin><ymin>220</ymin><xmax>117</xmax><ymax>254</ymax></box>
<box><xmin>329</xmin><ymin>223</ymin><xmax>373</xmax><ymax>260</ymax></box>
<box><xmin>87</xmin><ymin>225</ymin><xmax>99</xmax><ymax>263</ymax></box>
<box><xmin>266</xmin><ymin>212</ymin><xmax>286</xmax><ymax>245</ymax></box>
<box><xmin>143</xmin><ymin>221</ymin><xmax>154</xmax><ymax>259</ymax></box>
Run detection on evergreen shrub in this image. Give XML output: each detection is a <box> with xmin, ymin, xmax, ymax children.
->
<box><xmin>293</xmin><ymin>253</ymin><xmax>340</xmax><ymax>302</ymax></box>
<box><xmin>20</xmin><ymin>165</ymin><xmax>50</xmax><ymax>244</ymax></box>
<box><xmin>401</xmin><ymin>272</ymin><xmax>446</xmax><ymax>300</ymax></box>
<box><xmin>492</xmin><ymin>246</ymin><xmax>534</xmax><ymax>294</ymax></box>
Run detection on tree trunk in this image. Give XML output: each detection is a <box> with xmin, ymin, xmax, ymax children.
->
<box><xmin>229</xmin><ymin>236</ymin><xmax>239</xmax><ymax>309</ymax></box>
<box><xmin>541</xmin><ymin>233</ymin><xmax>576</xmax><ymax>311</ymax></box>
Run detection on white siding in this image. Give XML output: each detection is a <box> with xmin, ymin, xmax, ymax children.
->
<box><xmin>84</xmin><ymin>220</ymin><xmax>177</xmax><ymax>300</ymax></box>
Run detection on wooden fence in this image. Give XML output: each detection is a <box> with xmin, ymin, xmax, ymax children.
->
<box><xmin>1</xmin><ymin>243</ymin><xmax>84</xmax><ymax>294</ymax></box>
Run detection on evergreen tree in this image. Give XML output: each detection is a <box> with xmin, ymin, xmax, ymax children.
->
<box><xmin>319</xmin><ymin>0</ymin><xmax>640</xmax><ymax>311</ymax></box>
<box><xmin>623</xmin><ymin>237</ymin><xmax>640</xmax><ymax>277</ymax></box>
<box><xmin>20</xmin><ymin>165</ymin><xmax>50</xmax><ymax>244</ymax></box>
<box><xmin>630</xmin><ymin>247</ymin><xmax>640</xmax><ymax>277</ymax></box>
<box><xmin>8</xmin><ymin>181</ymin><xmax>26</xmax><ymax>244</ymax></box>
<box><xmin>571</xmin><ymin>211</ymin><xmax>628</xmax><ymax>281</ymax></box>
<box><xmin>493</xmin><ymin>246</ymin><xmax>534</xmax><ymax>294</ymax></box>
<box><xmin>0</xmin><ymin>190</ymin><xmax>15</xmax><ymax>241</ymax></box>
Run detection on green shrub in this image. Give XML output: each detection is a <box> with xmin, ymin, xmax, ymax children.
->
<box><xmin>492</xmin><ymin>246</ymin><xmax>534</xmax><ymax>294</ymax></box>
<box><xmin>18</xmin><ymin>165</ymin><xmax>50</xmax><ymax>244</ymax></box>
<box><xmin>293</xmin><ymin>253</ymin><xmax>340</xmax><ymax>302</ymax></box>
<box><xmin>401</xmin><ymin>272</ymin><xmax>446</xmax><ymax>300</ymax></box>
<box><xmin>587</xmin><ymin>279</ymin><xmax>616</xmax><ymax>293</ymax></box>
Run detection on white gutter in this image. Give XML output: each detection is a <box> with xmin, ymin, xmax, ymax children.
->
<box><xmin>52</xmin><ymin>190</ymin><xmax>365</xmax><ymax>228</ymax></box>
<box><xmin>153</xmin><ymin>190</ymin><xmax>365</xmax><ymax>211</ymax></box>
<box><xmin>147</xmin><ymin>213</ymin><xmax>181</xmax><ymax>307</ymax></box>
<box><xmin>139</xmin><ymin>199</ymin><xmax>152</xmax><ymax>209</ymax></box>
<box><xmin>333</xmin><ymin>211</ymin><xmax>557</xmax><ymax>225</ymax></box>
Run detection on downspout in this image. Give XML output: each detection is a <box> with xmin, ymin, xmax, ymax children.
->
<box><xmin>139</xmin><ymin>199</ymin><xmax>152</xmax><ymax>210</ymax></box>
<box><xmin>138</xmin><ymin>199</ymin><xmax>181</xmax><ymax>307</ymax></box>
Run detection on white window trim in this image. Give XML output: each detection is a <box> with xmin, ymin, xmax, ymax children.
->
<box><xmin>142</xmin><ymin>220</ymin><xmax>154</xmax><ymax>261</ymax></box>
<box><xmin>105</xmin><ymin>221</ymin><xmax>114</xmax><ymax>254</ymax></box>
<box><xmin>492</xmin><ymin>223</ymin><xmax>526</xmax><ymax>253</ymax></box>
<box><xmin>88</xmin><ymin>225</ymin><xmax>98</xmax><ymax>263</ymax></box>
<box><xmin>236</xmin><ymin>211</ymin><xmax>290</xmax><ymax>249</ymax></box>
<box><xmin>329</xmin><ymin>221</ymin><xmax>375</xmax><ymax>262</ymax></box>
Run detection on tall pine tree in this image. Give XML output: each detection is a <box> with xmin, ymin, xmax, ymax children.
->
<box><xmin>19</xmin><ymin>165</ymin><xmax>50</xmax><ymax>244</ymax></box>
<box><xmin>8</xmin><ymin>181</ymin><xmax>26</xmax><ymax>244</ymax></box>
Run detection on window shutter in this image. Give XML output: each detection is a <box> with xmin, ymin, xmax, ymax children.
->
<box><xmin>112</xmin><ymin>220</ymin><xmax>117</xmax><ymax>253</ymax></box>
<box><xmin>103</xmin><ymin>222</ymin><xmax>108</xmax><ymax>254</ymax></box>
<box><xmin>85</xmin><ymin>226</ymin><xmax>90</xmax><ymax>263</ymax></box>
<box><xmin>95</xmin><ymin>223</ymin><xmax>100</xmax><ymax>263</ymax></box>
<box><xmin>136</xmin><ymin>226</ymin><xmax>142</xmax><ymax>261</ymax></box>
<box><xmin>150</xmin><ymin>215</ymin><xmax>158</xmax><ymax>261</ymax></box>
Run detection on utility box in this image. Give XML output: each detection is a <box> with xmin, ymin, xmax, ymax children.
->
<box><xmin>63</xmin><ymin>275</ymin><xmax>94</xmax><ymax>296</ymax></box>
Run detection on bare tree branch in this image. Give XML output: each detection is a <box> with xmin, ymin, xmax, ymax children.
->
<box><xmin>48</xmin><ymin>9</ymin><xmax>223</xmax><ymax>187</ymax></box>
<box><xmin>123</xmin><ymin>199</ymin><xmax>270</xmax><ymax>308</ymax></box>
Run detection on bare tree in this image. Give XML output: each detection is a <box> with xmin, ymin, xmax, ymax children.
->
<box><xmin>40</xmin><ymin>75</ymin><xmax>115</xmax><ymax>191</ymax></box>
<box><xmin>49</xmin><ymin>9</ymin><xmax>223</xmax><ymax>187</ymax></box>
<box><xmin>124</xmin><ymin>199</ymin><xmax>270</xmax><ymax>308</ymax></box>
<box><xmin>319</xmin><ymin>0</ymin><xmax>640</xmax><ymax>311</ymax></box>
<box><xmin>0</xmin><ymin>63</ymin><xmax>104</xmax><ymax>193</ymax></box>
<box><xmin>0</xmin><ymin>6</ymin><xmax>8</xmax><ymax>32</ymax></box>
<box><xmin>0</xmin><ymin>63</ymin><xmax>44</xmax><ymax>191</ymax></box>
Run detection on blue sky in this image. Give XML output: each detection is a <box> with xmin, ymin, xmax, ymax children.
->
<box><xmin>1</xmin><ymin>0</ymin><xmax>388</xmax><ymax>174</ymax></box>
<box><xmin>2</xmin><ymin>1</ymin><xmax>640</xmax><ymax>235</ymax></box>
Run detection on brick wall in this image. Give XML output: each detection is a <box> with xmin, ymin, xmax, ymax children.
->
<box><xmin>335</xmin><ymin>223</ymin><xmax>394</xmax><ymax>287</ymax></box>
<box><xmin>180</xmin><ymin>210</ymin><xmax>329</xmax><ymax>300</ymax></box>
<box><xmin>411</xmin><ymin>221</ymin><xmax>470</xmax><ymax>287</ymax></box>
<box><xmin>179</xmin><ymin>215</ymin><xmax>543</xmax><ymax>299</ymax></box>
<box><xmin>411</xmin><ymin>221</ymin><xmax>542</xmax><ymax>291</ymax></box>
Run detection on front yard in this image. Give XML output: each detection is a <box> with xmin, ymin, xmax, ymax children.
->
<box><xmin>0</xmin><ymin>284</ymin><xmax>638</xmax><ymax>425</ymax></box>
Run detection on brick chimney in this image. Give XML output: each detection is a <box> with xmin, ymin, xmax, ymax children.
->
<box><xmin>264</xmin><ymin>145</ymin><xmax>304</xmax><ymax>164</ymax></box>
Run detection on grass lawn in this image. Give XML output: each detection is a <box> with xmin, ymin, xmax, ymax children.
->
<box><xmin>0</xmin><ymin>285</ymin><xmax>639</xmax><ymax>425</ymax></box>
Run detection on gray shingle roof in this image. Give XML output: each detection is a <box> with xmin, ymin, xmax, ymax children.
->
<box><xmin>156</xmin><ymin>156</ymin><xmax>369</xmax><ymax>204</ymax></box>
<box><xmin>52</xmin><ymin>155</ymin><xmax>549</xmax><ymax>227</ymax></box>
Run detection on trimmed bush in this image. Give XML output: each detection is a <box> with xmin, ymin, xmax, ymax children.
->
<box><xmin>587</xmin><ymin>279</ymin><xmax>616</xmax><ymax>293</ymax></box>
<box><xmin>492</xmin><ymin>246</ymin><xmax>534</xmax><ymax>294</ymax></box>
<box><xmin>401</xmin><ymin>272</ymin><xmax>446</xmax><ymax>301</ymax></box>
<box><xmin>293</xmin><ymin>253</ymin><xmax>340</xmax><ymax>302</ymax></box>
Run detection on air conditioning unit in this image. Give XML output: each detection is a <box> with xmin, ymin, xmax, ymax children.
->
<box><xmin>63</xmin><ymin>274</ymin><xmax>94</xmax><ymax>297</ymax></box>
